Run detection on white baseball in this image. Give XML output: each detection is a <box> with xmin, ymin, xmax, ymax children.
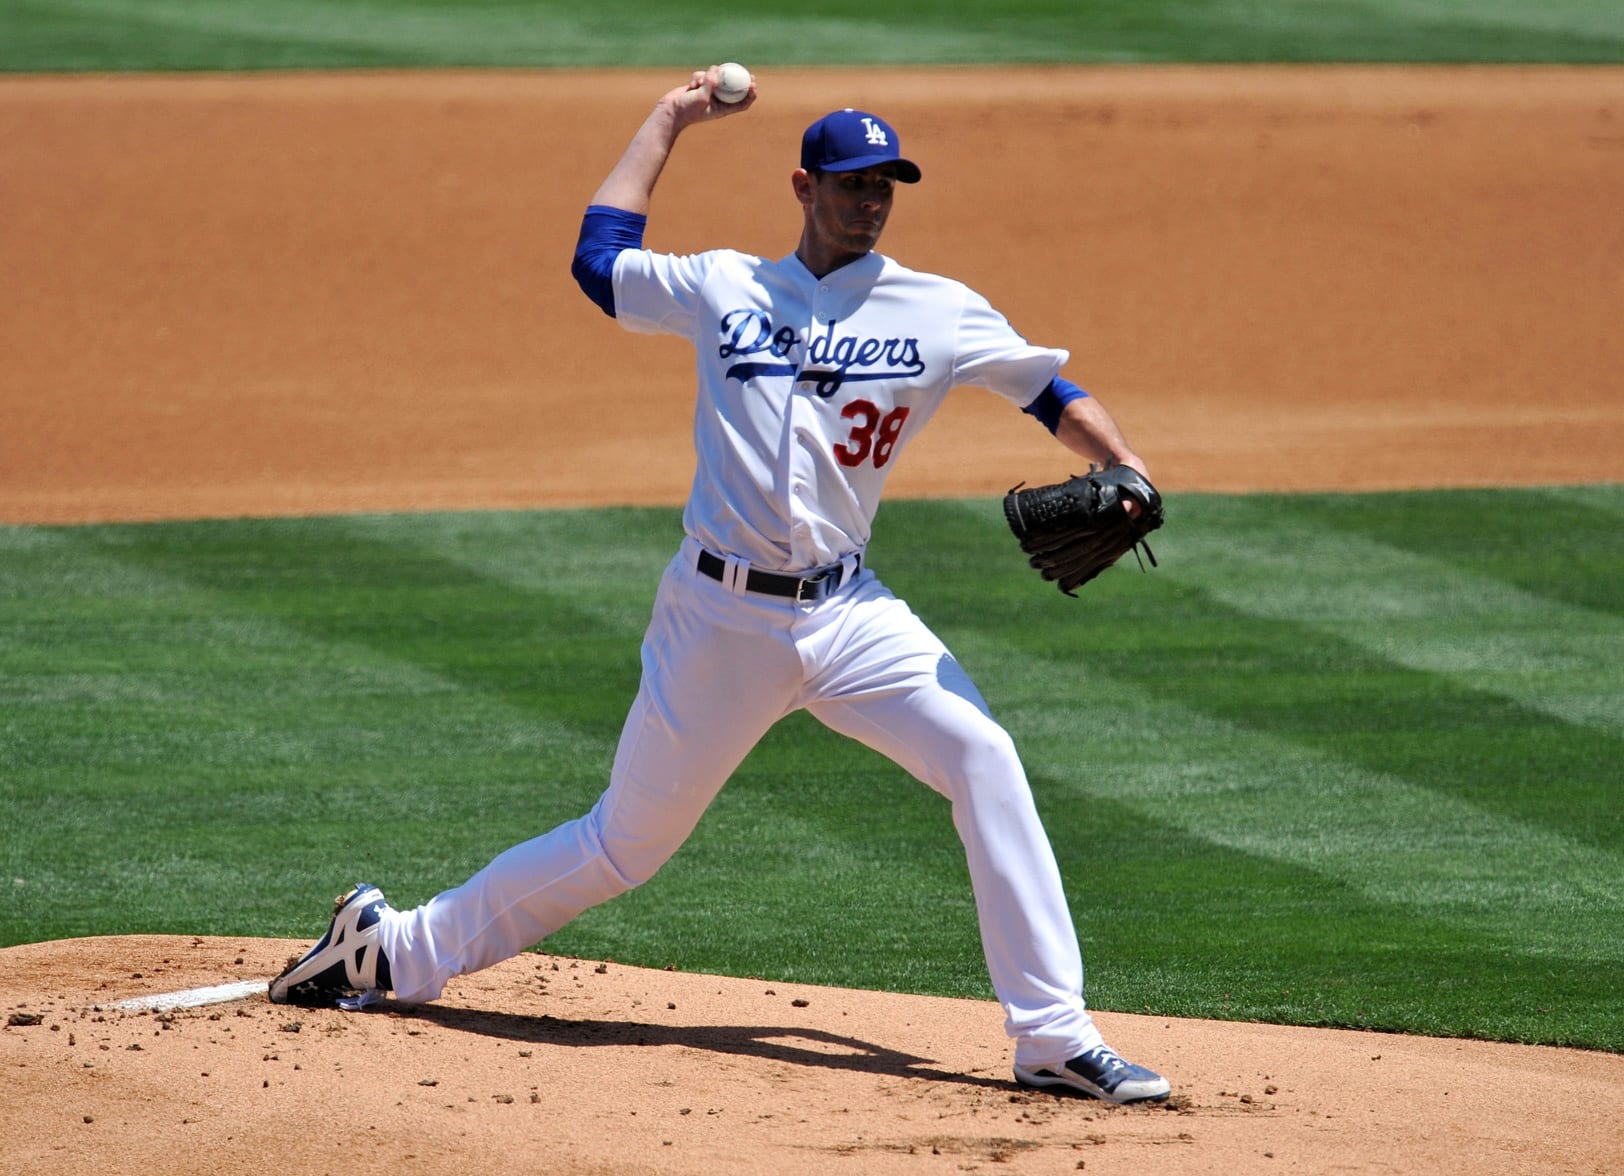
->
<box><xmin>714</xmin><ymin>62</ymin><xmax>751</xmax><ymax>104</ymax></box>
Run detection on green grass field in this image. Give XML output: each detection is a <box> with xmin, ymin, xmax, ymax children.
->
<box><xmin>2</xmin><ymin>0</ymin><xmax>1622</xmax><ymax>71</ymax></box>
<box><xmin>4</xmin><ymin>488</ymin><xmax>1620</xmax><ymax>1050</ymax></box>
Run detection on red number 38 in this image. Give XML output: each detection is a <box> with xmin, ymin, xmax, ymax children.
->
<box><xmin>835</xmin><ymin>399</ymin><xmax>911</xmax><ymax>469</ymax></box>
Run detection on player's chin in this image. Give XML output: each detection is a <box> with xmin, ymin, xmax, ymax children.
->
<box><xmin>844</xmin><ymin>223</ymin><xmax>885</xmax><ymax>249</ymax></box>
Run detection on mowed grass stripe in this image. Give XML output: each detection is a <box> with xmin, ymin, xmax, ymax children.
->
<box><xmin>1272</xmin><ymin>487</ymin><xmax>1624</xmax><ymax>618</ymax></box>
<box><xmin>1020</xmin><ymin>785</ymin><xmax>1620</xmax><ymax>1046</ymax></box>
<box><xmin>1540</xmin><ymin>483</ymin><xmax>1624</xmax><ymax>519</ymax></box>
<box><xmin>79</xmin><ymin>512</ymin><xmax>666</xmax><ymax>737</ymax></box>
<box><xmin>1</xmin><ymin>517</ymin><xmax>660</xmax><ymax>939</ymax></box>
<box><xmin>1028</xmin><ymin>687</ymin><xmax>1623</xmax><ymax>953</ymax></box>
<box><xmin>2</xmin><ymin>519</ymin><xmax>626</xmax><ymax>761</ymax></box>
<box><xmin>1180</xmin><ymin>495</ymin><xmax>1623</xmax><ymax>736</ymax></box>
<box><xmin>11</xmin><ymin>0</ymin><xmax>1016</xmax><ymax>68</ymax></box>
<box><xmin>9</xmin><ymin>0</ymin><xmax>1624</xmax><ymax>70</ymax></box>
<box><xmin>896</xmin><ymin>500</ymin><xmax>1617</xmax><ymax>851</ymax></box>
<box><xmin>926</xmin><ymin>572</ymin><xmax>1623</xmax><ymax>970</ymax></box>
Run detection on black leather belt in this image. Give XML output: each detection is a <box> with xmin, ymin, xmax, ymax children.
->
<box><xmin>696</xmin><ymin>549</ymin><xmax>860</xmax><ymax>602</ymax></box>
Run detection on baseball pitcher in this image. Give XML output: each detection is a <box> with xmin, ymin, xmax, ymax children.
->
<box><xmin>270</xmin><ymin>66</ymin><xmax>1170</xmax><ymax>1106</ymax></box>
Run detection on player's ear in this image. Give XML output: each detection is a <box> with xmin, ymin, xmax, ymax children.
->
<box><xmin>791</xmin><ymin>168</ymin><xmax>816</xmax><ymax>206</ymax></box>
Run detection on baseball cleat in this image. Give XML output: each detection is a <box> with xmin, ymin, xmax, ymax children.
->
<box><xmin>1013</xmin><ymin>1045</ymin><xmax>1171</xmax><ymax>1105</ymax></box>
<box><xmin>268</xmin><ymin>883</ymin><xmax>394</xmax><ymax>1007</ymax></box>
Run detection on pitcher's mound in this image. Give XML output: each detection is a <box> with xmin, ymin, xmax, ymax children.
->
<box><xmin>2</xmin><ymin>935</ymin><xmax>1618</xmax><ymax>1174</ymax></box>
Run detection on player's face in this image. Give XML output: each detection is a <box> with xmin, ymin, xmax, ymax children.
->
<box><xmin>799</xmin><ymin>165</ymin><xmax>898</xmax><ymax>265</ymax></box>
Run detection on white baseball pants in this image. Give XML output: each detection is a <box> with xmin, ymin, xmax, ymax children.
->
<box><xmin>379</xmin><ymin>538</ymin><xmax>1105</xmax><ymax>1067</ymax></box>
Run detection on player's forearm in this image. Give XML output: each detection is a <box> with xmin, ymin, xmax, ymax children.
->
<box><xmin>1055</xmin><ymin>395</ymin><xmax>1148</xmax><ymax>480</ymax></box>
<box><xmin>590</xmin><ymin>68</ymin><xmax>754</xmax><ymax>214</ymax></box>
<box><xmin>590</xmin><ymin>100</ymin><xmax>687</xmax><ymax>215</ymax></box>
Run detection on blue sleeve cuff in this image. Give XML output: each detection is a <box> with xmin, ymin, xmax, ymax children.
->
<box><xmin>1021</xmin><ymin>376</ymin><xmax>1090</xmax><ymax>434</ymax></box>
<box><xmin>571</xmin><ymin>204</ymin><xmax>648</xmax><ymax>317</ymax></box>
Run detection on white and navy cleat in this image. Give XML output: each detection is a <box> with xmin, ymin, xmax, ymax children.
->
<box><xmin>268</xmin><ymin>883</ymin><xmax>394</xmax><ymax>1008</ymax></box>
<box><xmin>1014</xmin><ymin>1045</ymin><xmax>1172</xmax><ymax>1105</ymax></box>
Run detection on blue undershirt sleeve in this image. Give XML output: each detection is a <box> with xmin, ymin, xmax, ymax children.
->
<box><xmin>570</xmin><ymin>204</ymin><xmax>648</xmax><ymax>318</ymax></box>
<box><xmin>1022</xmin><ymin>375</ymin><xmax>1091</xmax><ymax>434</ymax></box>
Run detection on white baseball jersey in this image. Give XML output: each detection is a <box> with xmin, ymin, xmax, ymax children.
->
<box><xmin>612</xmin><ymin>248</ymin><xmax>1067</xmax><ymax>571</ymax></box>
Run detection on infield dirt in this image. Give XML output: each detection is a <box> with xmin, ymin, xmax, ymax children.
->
<box><xmin>1</xmin><ymin>67</ymin><xmax>1621</xmax><ymax>1174</ymax></box>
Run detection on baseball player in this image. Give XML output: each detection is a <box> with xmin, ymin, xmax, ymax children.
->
<box><xmin>270</xmin><ymin>66</ymin><xmax>1170</xmax><ymax>1105</ymax></box>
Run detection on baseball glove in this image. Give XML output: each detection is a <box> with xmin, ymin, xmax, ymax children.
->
<box><xmin>1003</xmin><ymin>464</ymin><xmax>1164</xmax><ymax>595</ymax></box>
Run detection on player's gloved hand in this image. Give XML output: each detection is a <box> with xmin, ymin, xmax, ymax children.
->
<box><xmin>1003</xmin><ymin>464</ymin><xmax>1164</xmax><ymax>596</ymax></box>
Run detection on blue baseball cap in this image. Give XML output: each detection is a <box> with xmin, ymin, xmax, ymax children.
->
<box><xmin>800</xmin><ymin>109</ymin><xmax>922</xmax><ymax>183</ymax></box>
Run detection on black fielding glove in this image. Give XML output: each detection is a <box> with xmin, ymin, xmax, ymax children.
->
<box><xmin>1003</xmin><ymin>465</ymin><xmax>1165</xmax><ymax>595</ymax></box>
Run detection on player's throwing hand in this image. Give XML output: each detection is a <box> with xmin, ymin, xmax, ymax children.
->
<box><xmin>670</xmin><ymin>63</ymin><xmax>757</xmax><ymax>123</ymax></box>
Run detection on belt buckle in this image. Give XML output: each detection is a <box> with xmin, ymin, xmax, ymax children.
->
<box><xmin>795</xmin><ymin>567</ymin><xmax>833</xmax><ymax>603</ymax></box>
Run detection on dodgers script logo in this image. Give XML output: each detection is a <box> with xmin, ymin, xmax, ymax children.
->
<box><xmin>718</xmin><ymin>310</ymin><xmax>925</xmax><ymax>398</ymax></box>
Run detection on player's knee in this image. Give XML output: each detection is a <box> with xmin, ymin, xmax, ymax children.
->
<box><xmin>605</xmin><ymin>846</ymin><xmax>668</xmax><ymax>889</ymax></box>
<box><xmin>933</xmin><ymin>722</ymin><xmax>1024</xmax><ymax>793</ymax></box>
<box><xmin>967</xmin><ymin>710</ymin><xmax>1019</xmax><ymax>760</ymax></box>
<box><xmin>588</xmin><ymin>809</ymin><xmax>682</xmax><ymax>890</ymax></box>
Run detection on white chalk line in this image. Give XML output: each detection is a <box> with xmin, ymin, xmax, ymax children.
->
<box><xmin>114</xmin><ymin>979</ymin><xmax>265</xmax><ymax>1012</ymax></box>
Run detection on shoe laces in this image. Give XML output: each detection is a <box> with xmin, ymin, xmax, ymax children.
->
<box><xmin>1078</xmin><ymin>1045</ymin><xmax>1129</xmax><ymax>1073</ymax></box>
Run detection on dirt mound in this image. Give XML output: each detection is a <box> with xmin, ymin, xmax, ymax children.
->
<box><xmin>4</xmin><ymin>935</ymin><xmax>1619</xmax><ymax>1175</ymax></box>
